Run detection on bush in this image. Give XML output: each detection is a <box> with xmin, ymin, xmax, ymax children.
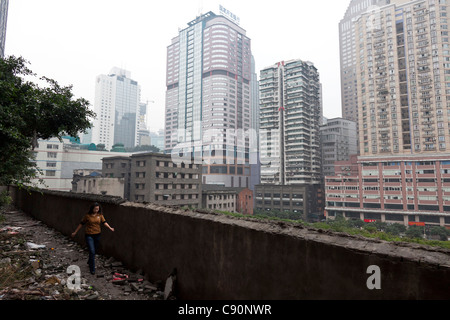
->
<box><xmin>347</xmin><ymin>219</ymin><xmax>364</xmax><ymax>229</ymax></box>
<box><xmin>363</xmin><ymin>225</ymin><xmax>377</xmax><ymax>233</ymax></box>
<box><xmin>428</xmin><ymin>226</ymin><xmax>450</xmax><ymax>241</ymax></box>
<box><xmin>405</xmin><ymin>225</ymin><xmax>424</xmax><ymax>239</ymax></box>
<box><xmin>385</xmin><ymin>223</ymin><xmax>406</xmax><ymax>236</ymax></box>
<box><xmin>0</xmin><ymin>190</ymin><xmax>11</xmax><ymax>209</ymax></box>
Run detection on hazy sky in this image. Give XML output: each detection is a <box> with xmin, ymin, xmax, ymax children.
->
<box><xmin>5</xmin><ymin>0</ymin><xmax>350</xmax><ymax>133</ymax></box>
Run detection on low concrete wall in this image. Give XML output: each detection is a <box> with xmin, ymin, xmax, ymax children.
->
<box><xmin>9</xmin><ymin>186</ymin><xmax>450</xmax><ymax>300</ymax></box>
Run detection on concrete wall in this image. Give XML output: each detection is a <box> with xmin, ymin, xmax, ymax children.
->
<box><xmin>9</xmin><ymin>186</ymin><xmax>450</xmax><ymax>300</ymax></box>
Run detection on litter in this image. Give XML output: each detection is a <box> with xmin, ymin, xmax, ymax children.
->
<box><xmin>26</xmin><ymin>242</ymin><xmax>46</xmax><ymax>250</ymax></box>
<box><xmin>112</xmin><ymin>272</ymin><xmax>128</xmax><ymax>281</ymax></box>
<box><xmin>0</xmin><ymin>226</ymin><xmax>22</xmax><ymax>235</ymax></box>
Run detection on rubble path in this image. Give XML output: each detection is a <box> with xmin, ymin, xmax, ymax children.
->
<box><xmin>0</xmin><ymin>208</ymin><xmax>166</xmax><ymax>300</ymax></box>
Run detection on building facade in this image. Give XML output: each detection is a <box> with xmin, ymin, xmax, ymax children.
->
<box><xmin>255</xmin><ymin>184</ymin><xmax>324</xmax><ymax>221</ymax></box>
<box><xmin>103</xmin><ymin>153</ymin><xmax>203</xmax><ymax>208</ymax></box>
<box><xmin>137</xmin><ymin>102</ymin><xmax>150</xmax><ymax>147</ymax></box>
<box><xmin>101</xmin><ymin>156</ymin><xmax>132</xmax><ymax>200</ymax></box>
<box><xmin>328</xmin><ymin>0</ymin><xmax>450</xmax><ymax>229</ymax></box>
<box><xmin>202</xmin><ymin>185</ymin><xmax>238</xmax><ymax>213</ymax></box>
<box><xmin>72</xmin><ymin>170</ymin><xmax>125</xmax><ymax>198</ymax></box>
<box><xmin>356</xmin><ymin>0</ymin><xmax>450</xmax><ymax>156</ymax></box>
<box><xmin>0</xmin><ymin>0</ymin><xmax>8</xmax><ymax>58</ymax></box>
<box><xmin>320</xmin><ymin>117</ymin><xmax>358</xmax><ymax>176</ymax></box>
<box><xmin>326</xmin><ymin>154</ymin><xmax>450</xmax><ymax>227</ymax></box>
<box><xmin>31</xmin><ymin>137</ymin><xmax>131</xmax><ymax>192</ymax></box>
<box><xmin>339</xmin><ymin>0</ymin><xmax>389</xmax><ymax>138</ymax></box>
<box><xmin>202</xmin><ymin>184</ymin><xmax>254</xmax><ymax>215</ymax></box>
<box><xmin>149</xmin><ymin>129</ymin><xmax>165</xmax><ymax>151</ymax></box>
<box><xmin>164</xmin><ymin>11</ymin><xmax>255</xmax><ymax>189</ymax></box>
<box><xmin>259</xmin><ymin>59</ymin><xmax>323</xmax><ymax>185</ymax></box>
<box><xmin>92</xmin><ymin>68</ymin><xmax>141</xmax><ymax>150</ymax></box>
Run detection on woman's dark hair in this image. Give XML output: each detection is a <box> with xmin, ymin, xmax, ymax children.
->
<box><xmin>88</xmin><ymin>202</ymin><xmax>102</xmax><ymax>214</ymax></box>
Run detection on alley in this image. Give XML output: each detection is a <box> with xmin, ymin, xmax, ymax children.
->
<box><xmin>0</xmin><ymin>207</ymin><xmax>169</xmax><ymax>300</ymax></box>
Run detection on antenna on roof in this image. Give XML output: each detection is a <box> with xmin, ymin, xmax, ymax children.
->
<box><xmin>198</xmin><ymin>0</ymin><xmax>203</xmax><ymax>15</ymax></box>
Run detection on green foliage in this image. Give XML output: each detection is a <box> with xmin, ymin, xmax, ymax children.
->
<box><xmin>385</xmin><ymin>223</ymin><xmax>406</xmax><ymax>236</ymax></box>
<box><xmin>405</xmin><ymin>225</ymin><xmax>425</xmax><ymax>239</ymax></box>
<box><xmin>0</xmin><ymin>190</ymin><xmax>11</xmax><ymax>224</ymax></box>
<box><xmin>0</xmin><ymin>56</ymin><xmax>95</xmax><ymax>186</ymax></box>
<box><xmin>0</xmin><ymin>190</ymin><xmax>11</xmax><ymax>208</ymax></box>
<box><xmin>253</xmin><ymin>208</ymin><xmax>304</xmax><ymax>221</ymax></box>
<box><xmin>428</xmin><ymin>226</ymin><xmax>450</xmax><ymax>241</ymax></box>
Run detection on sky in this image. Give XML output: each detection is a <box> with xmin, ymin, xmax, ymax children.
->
<box><xmin>5</xmin><ymin>0</ymin><xmax>351</xmax><ymax>133</ymax></box>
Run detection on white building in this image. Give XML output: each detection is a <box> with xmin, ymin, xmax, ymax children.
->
<box><xmin>32</xmin><ymin>137</ymin><xmax>131</xmax><ymax>191</ymax></box>
<box><xmin>91</xmin><ymin>67</ymin><xmax>141</xmax><ymax>151</ymax></box>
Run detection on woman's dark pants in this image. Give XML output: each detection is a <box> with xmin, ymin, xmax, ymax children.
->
<box><xmin>85</xmin><ymin>234</ymin><xmax>101</xmax><ymax>274</ymax></box>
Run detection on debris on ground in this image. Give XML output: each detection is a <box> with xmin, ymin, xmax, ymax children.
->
<box><xmin>0</xmin><ymin>208</ymin><xmax>169</xmax><ymax>300</ymax></box>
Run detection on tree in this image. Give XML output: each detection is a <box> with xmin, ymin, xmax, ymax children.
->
<box><xmin>0</xmin><ymin>56</ymin><xmax>95</xmax><ymax>187</ymax></box>
<box><xmin>405</xmin><ymin>225</ymin><xmax>424</xmax><ymax>239</ymax></box>
<box><xmin>385</xmin><ymin>223</ymin><xmax>406</xmax><ymax>236</ymax></box>
<box><xmin>428</xmin><ymin>226</ymin><xmax>450</xmax><ymax>241</ymax></box>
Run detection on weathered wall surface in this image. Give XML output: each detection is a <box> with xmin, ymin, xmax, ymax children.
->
<box><xmin>9</xmin><ymin>186</ymin><xmax>450</xmax><ymax>300</ymax></box>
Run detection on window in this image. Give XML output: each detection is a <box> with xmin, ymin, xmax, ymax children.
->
<box><xmin>136</xmin><ymin>161</ymin><xmax>146</xmax><ymax>167</ymax></box>
<box><xmin>135</xmin><ymin>183</ymin><xmax>145</xmax><ymax>190</ymax></box>
<box><xmin>45</xmin><ymin>170</ymin><xmax>56</xmax><ymax>177</ymax></box>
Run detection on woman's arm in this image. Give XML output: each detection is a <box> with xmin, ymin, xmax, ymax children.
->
<box><xmin>71</xmin><ymin>224</ymin><xmax>83</xmax><ymax>237</ymax></box>
<box><xmin>104</xmin><ymin>222</ymin><xmax>114</xmax><ymax>232</ymax></box>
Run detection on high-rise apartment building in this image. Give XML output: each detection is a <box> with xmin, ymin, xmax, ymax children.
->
<box><xmin>259</xmin><ymin>59</ymin><xmax>323</xmax><ymax>185</ymax></box>
<box><xmin>0</xmin><ymin>0</ymin><xmax>9</xmax><ymax>58</ymax></box>
<box><xmin>356</xmin><ymin>0</ymin><xmax>450</xmax><ymax>156</ymax></box>
<box><xmin>340</xmin><ymin>0</ymin><xmax>389</xmax><ymax>154</ymax></box>
<box><xmin>165</xmin><ymin>11</ymin><xmax>254</xmax><ymax>188</ymax></box>
<box><xmin>326</xmin><ymin>0</ymin><xmax>450</xmax><ymax>229</ymax></box>
<box><xmin>92</xmin><ymin>68</ymin><xmax>141</xmax><ymax>151</ymax></box>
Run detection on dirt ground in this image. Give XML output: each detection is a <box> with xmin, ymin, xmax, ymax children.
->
<box><xmin>0</xmin><ymin>207</ymin><xmax>169</xmax><ymax>301</ymax></box>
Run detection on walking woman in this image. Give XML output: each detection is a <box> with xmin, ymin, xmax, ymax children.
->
<box><xmin>71</xmin><ymin>202</ymin><xmax>114</xmax><ymax>275</ymax></box>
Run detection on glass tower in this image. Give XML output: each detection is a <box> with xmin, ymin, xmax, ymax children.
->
<box><xmin>165</xmin><ymin>11</ymin><xmax>254</xmax><ymax>188</ymax></box>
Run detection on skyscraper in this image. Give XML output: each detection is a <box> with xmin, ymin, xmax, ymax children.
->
<box><xmin>165</xmin><ymin>10</ymin><xmax>254</xmax><ymax>188</ymax></box>
<box><xmin>92</xmin><ymin>68</ymin><xmax>140</xmax><ymax>151</ymax></box>
<box><xmin>0</xmin><ymin>0</ymin><xmax>9</xmax><ymax>58</ymax></box>
<box><xmin>259</xmin><ymin>59</ymin><xmax>323</xmax><ymax>185</ymax></box>
<box><xmin>339</xmin><ymin>0</ymin><xmax>389</xmax><ymax>154</ymax></box>
<box><xmin>137</xmin><ymin>101</ymin><xmax>150</xmax><ymax>146</ymax></box>
<box><xmin>356</xmin><ymin>0</ymin><xmax>450</xmax><ymax>156</ymax></box>
<box><xmin>326</xmin><ymin>0</ymin><xmax>450</xmax><ymax>228</ymax></box>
